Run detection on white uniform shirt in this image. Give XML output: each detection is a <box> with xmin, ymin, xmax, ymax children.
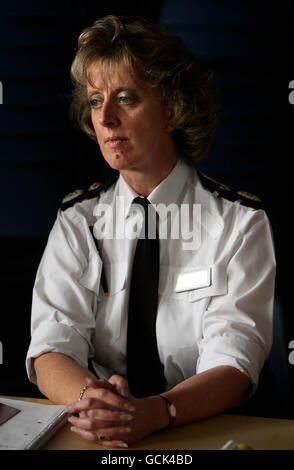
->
<box><xmin>26</xmin><ymin>160</ymin><xmax>276</xmax><ymax>392</ymax></box>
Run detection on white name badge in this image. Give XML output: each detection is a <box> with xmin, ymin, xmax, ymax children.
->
<box><xmin>174</xmin><ymin>268</ymin><xmax>211</xmax><ymax>293</ymax></box>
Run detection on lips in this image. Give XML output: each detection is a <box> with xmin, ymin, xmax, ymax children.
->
<box><xmin>106</xmin><ymin>137</ymin><xmax>128</xmax><ymax>148</ymax></box>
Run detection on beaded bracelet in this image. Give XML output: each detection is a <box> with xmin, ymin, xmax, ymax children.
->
<box><xmin>78</xmin><ymin>384</ymin><xmax>90</xmax><ymax>401</ymax></box>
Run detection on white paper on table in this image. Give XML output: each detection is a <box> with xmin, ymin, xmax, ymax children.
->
<box><xmin>0</xmin><ymin>398</ymin><xmax>67</xmax><ymax>450</ymax></box>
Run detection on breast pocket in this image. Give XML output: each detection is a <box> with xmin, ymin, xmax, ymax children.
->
<box><xmin>95</xmin><ymin>262</ymin><xmax>127</xmax><ymax>344</ymax></box>
<box><xmin>157</xmin><ymin>264</ymin><xmax>228</xmax><ymax>348</ymax></box>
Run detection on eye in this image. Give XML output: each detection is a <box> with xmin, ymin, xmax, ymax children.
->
<box><xmin>117</xmin><ymin>92</ymin><xmax>137</xmax><ymax>104</ymax></box>
<box><xmin>118</xmin><ymin>96</ymin><xmax>130</xmax><ymax>103</ymax></box>
<box><xmin>89</xmin><ymin>96</ymin><xmax>103</xmax><ymax>108</ymax></box>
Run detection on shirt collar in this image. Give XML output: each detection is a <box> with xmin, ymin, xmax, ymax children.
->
<box><xmin>115</xmin><ymin>159</ymin><xmax>193</xmax><ymax>218</ymax></box>
<box><xmin>116</xmin><ymin>173</ymin><xmax>140</xmax><ymax>218</ymax></box>
<box><xmin>148</xmin><ymin>159</ymin><xmax>191</xmax><ymax>207</ymax></box>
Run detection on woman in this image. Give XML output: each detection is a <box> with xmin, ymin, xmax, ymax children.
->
<box><xmin>26</xmin><ymin>15</ymin><xmax>276</xmax><ymax>448</ymax></box>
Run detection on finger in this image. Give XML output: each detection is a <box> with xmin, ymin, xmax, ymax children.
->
<box><xmin>82</xmin><ymin>388</ymin><xmax>122</xmax><ymax>412</ymax></box>
<box><xmin>69</xmin><ymin>396</ymin><xmax>117</xmax><ymax>413</ymax></box>
<box><xmin>70</xmin><ymin>426</ymin><xmax>129</xmax><ymax>448</ymax></box>
<box><xmin>68</xmin><ymin>415</ymin><xmax>111</xmax><ymax>431</ymax></box>
<box><xmin>67</xmin><ymin>390</ymin><xmax>135</xmax><ymax>415</ymax></box>
<box><xmin>70</xmin><ymin>425</ymin><xmax>97</xmax><ymax>443</ymax></box>
<box><xmin>109</xmin><ymin>375</ymin><xmax>130</xmax><ymax>398</ymax></box>
<box><xmin>96</xmin><ymin>424</ymin><xmax>132</xmax><ymax>442</ymax></box>
<box><xmin>87</xmin><ymin>408</ymin><xmax>134</xmax><ymax>423</ymax></box>
<box><xmin>85</xmin><ymin>377</ymin><xmax>117</xmax><ymax>392</ymax></box>
<box><xmin>87</xmin><ymin>376</ymin><xmax>130</xmax><ymax>400</ymax></box>
<box><xmin>85</xmin><ymin>375</ymin><xmax>130</xmax><ymax>400</ymax></box>
<box><xmin>68</xmin><ymin>409</ymin><xmax>133</xmax><ymax>429</ymax></box>
<box><xmin>99</xmin><ymin>439</ymin><xmax>128</xmax><ymax>449</ymax></box>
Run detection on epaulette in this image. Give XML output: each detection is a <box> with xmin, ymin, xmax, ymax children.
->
<box><xmin>198</xmin><ymin>171</ymin><xmax>262</xmax><ymax>210</ymax></box>
<box><xmin>61</xmin><ymin>172</ymin><xmax>119</xmax><ymax>211</ymax></box>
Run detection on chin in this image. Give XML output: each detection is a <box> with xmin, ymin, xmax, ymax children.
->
<box><xmin>107</xmin><ymin>157</ymin><xmax>130</xmax><ymax>171</ymax></box>
<box><xmin>104</xmin><ymin>151</ymin><xmax>134</xmax><ymax>171</ymax></box>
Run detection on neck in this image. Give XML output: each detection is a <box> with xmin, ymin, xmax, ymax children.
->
<box><xmin>120</xmin><ymin>156</ymin><xmax>179</xmax><ymax>197</ymax></box>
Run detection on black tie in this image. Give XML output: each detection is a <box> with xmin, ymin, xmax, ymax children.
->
<box><xmin>126</xmin><ymin>197</ymin><xmax>166</xmax><ymax>398</ymax></box>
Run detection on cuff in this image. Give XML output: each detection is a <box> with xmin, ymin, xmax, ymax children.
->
<box><xmin>196</xmin><ymin>333</ymin><xmax>267</xmax><ymax>395</ymax></box>
<box><xmin>26</xmin><ymin>322</ymin><xmax>90</xmax><ymax>384</ymax></box>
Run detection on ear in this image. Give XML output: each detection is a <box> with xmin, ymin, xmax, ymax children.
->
<box><xmin>165</xmin><ymin>108</ymin><xmax>175</xmax><ymax>132</ymax></box>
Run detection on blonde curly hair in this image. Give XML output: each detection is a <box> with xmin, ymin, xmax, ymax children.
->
<box><xmin>70</xmin><ymin>15</ymin><xmax>220</xmax><ymax>163</ymax></box>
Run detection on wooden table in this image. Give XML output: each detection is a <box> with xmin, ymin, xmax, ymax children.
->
<box><xmin>5</xmin><ymin>396</ymin><xmax>294</xmax><ymax>450</ymax></box>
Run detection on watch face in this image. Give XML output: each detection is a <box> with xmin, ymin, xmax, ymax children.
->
<box><xmin>170</xmin><ymin>404</ymin><xmax>177</xmax><ymax>418</ymax></box>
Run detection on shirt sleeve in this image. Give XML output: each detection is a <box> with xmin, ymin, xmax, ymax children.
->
<box><xmin>26</xmin><ymin>207</ymin><xmax>102</xmax><ymax>384</ymax></box>
<box><xmin>196</xmin><ymin>208</ymin><xmax>276</xmax><ymax>392</ymax></box>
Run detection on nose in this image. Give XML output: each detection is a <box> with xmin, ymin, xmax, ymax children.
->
<box><xmin>99</xmin><ymin>99</ymin><xmax>120</xmax><ymax>128</ymax></box>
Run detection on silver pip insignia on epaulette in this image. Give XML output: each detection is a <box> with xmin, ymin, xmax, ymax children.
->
<box><xmin>62</xmin><ymin>189</ymin><xmax>84</xmax><ymax>204</ymax></box>
<box><xmin>197</xmin><ymin>170</ymin><xmax>262</xmax><ymax>209</ymax></box>
<box><xmin>88</xmin><ymin>182</ymin><xmax>101</xmax><ymax>191</ymax></box>
<box><xmin>61</xmin><ymin>183</ymin><xmax>101</xmax><ymax>205</ymax></box>
<box><xmin>61</xmin><ymin>172</ymin><xmax>119</xmax><ymax>211</ymax></box>
<box><xmin>237</xmin><ymin>191</ymin><xmax>261</xmax><ymax>202</ymax></box>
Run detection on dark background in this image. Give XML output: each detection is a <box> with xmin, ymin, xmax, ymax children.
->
<box><xmin>0</xmin><ymin>1</ymin><xmax>293</xmax><ymax>419</ymax></box>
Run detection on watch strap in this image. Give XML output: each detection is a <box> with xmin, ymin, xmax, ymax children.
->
<box><xmin>159</xmin><ymin>394</ymin><xmax>176</xmax><ymax>427</ymax></box>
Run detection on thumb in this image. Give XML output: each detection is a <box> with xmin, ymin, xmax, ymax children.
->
<box><xmin>85</xmin><ymin>376</ymin><xmax>116</xmax><ymax>392</ymax></box>
<box><xmin>108</xmin><ymin>374</ymin><xmax>130</xmax><ymax>398</ymax></box>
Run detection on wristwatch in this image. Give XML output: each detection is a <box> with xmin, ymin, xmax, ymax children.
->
<box><xmin>159</xmin><ymin>395</ymin><xmax>177</xmax><ymax>427</ymax></box>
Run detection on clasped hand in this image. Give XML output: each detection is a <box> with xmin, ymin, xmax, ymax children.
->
<box><xmin>67</xmin><ymin>375</ymin><xmax>158</xmax><ymax>448</ymax></box>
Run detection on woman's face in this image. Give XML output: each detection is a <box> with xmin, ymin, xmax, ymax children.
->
<box><xmin>87</xmin><ymin>60</ymin><xmax>176</xmax><ymax>174</ymax></box>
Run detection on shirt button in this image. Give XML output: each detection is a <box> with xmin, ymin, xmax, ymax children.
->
<box><xmin>187</xmin><ymin>291</ymin><xmax>196</xmax><ymax>301</ymax></box>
